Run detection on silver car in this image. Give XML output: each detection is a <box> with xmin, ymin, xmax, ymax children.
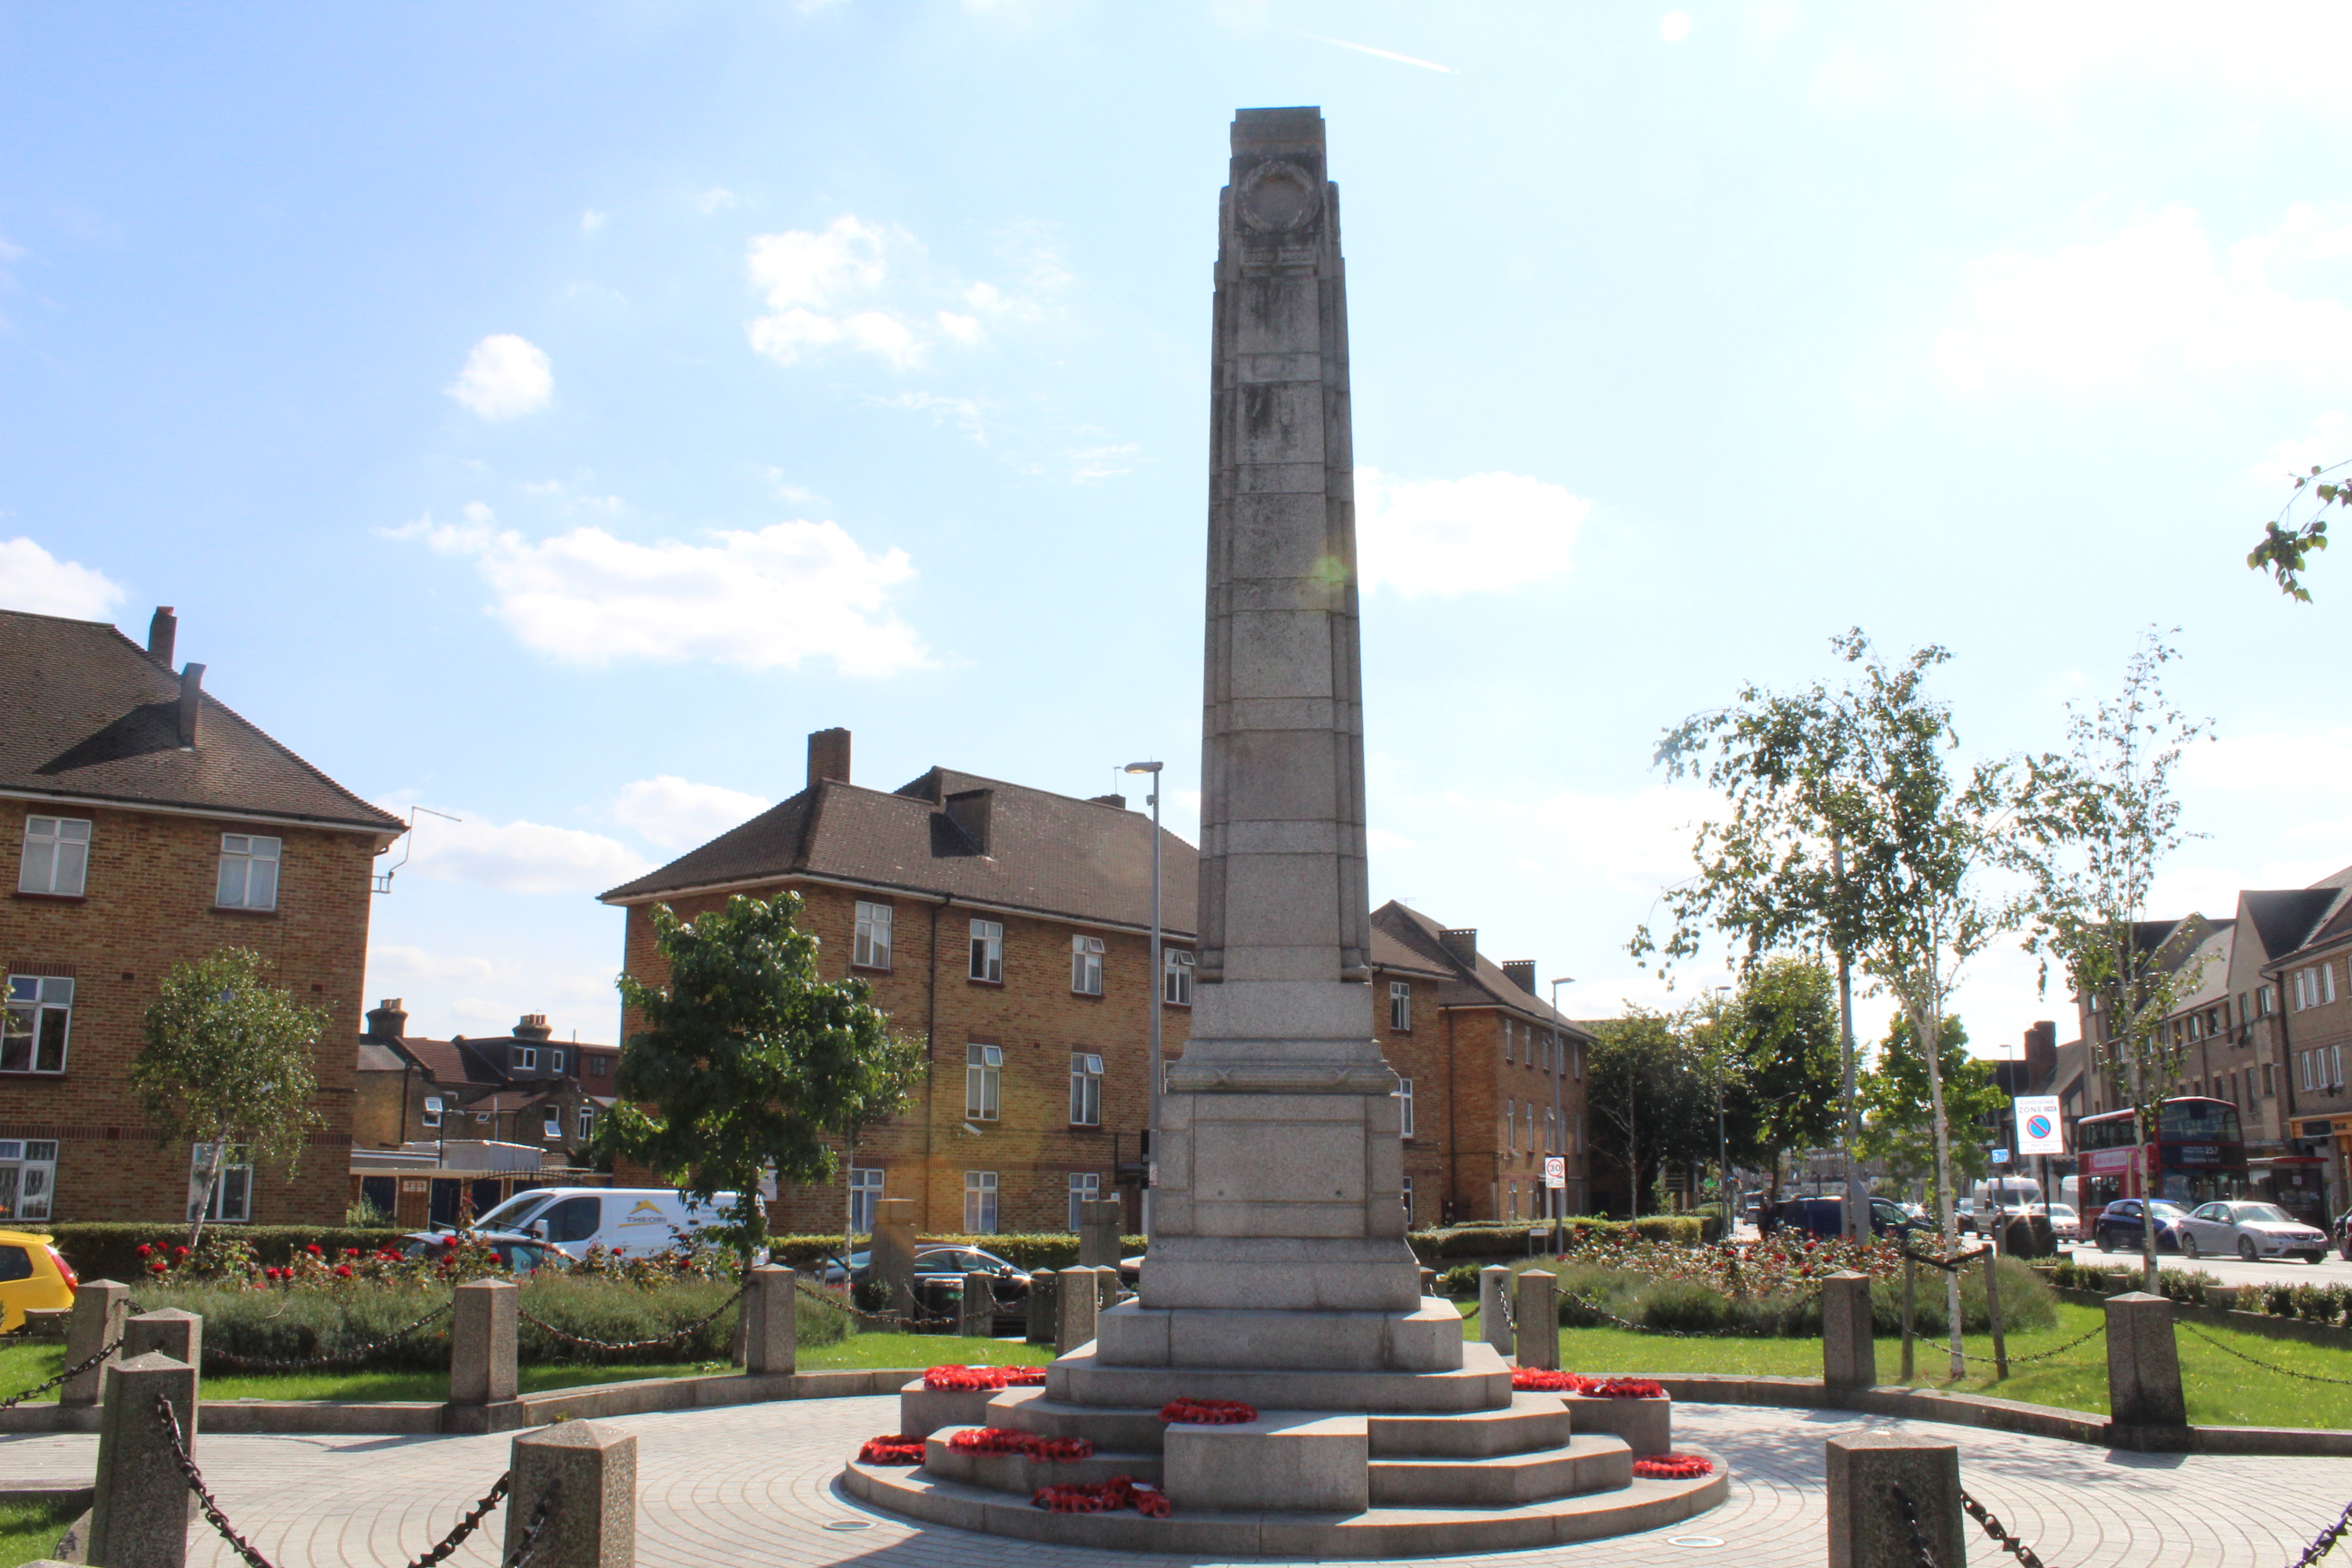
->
<box><xmin>2177</xmin><ymin>1200</ymin><xmax>2331</xmax><ymax>1263</ymax></box>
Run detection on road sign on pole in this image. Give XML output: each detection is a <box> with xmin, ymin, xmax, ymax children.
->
<box><xmin>1543</xmin><ymin>1156</ymin><xmax>1565</xmax><ymax>1190</ymax></box>
<box><xmin>2014</xmin><ymin>1095</ymin><xmax>2064</xmax><ymax>1155</ymax></box>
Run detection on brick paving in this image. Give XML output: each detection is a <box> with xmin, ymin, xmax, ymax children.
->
<box><xmin>3</xmin><ymin>1395</ymin><xmax>2349</xmax><ymax>1566</ymax></box>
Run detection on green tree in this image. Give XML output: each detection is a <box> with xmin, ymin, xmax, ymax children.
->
<box><xmin>2249</xmin><ymin>462</ymin><xmax>2337</xmax><ymax>602</ymax></box>
<box><xmin>1717</xmin><ymin>957</ymin><xmax>1843</xmax><ymax>1196</ymax></box>
<box><xmin>2009</xmin><ymin>632</ymin><xmax>2211</xmax><ymax>1290</ymax></box>
<box><xmin>1586</xmin><ymin>1008</ymin><xmax>1714</xmax><ymax>1220</ymax></box>
<box><xmin>1859</xmin><ymin>1013</ymin><xmax>2007</xmax><ymax>1191</ymax></box>
<box><xmin>601</xmin><ymin>891</ymin><xmax>922</xmax><ymax>1270</ymax></box>
<box><xmin>133</xmin><ymin>948</ymin><xmax>329</xmax><ymax>1249</ymax></box>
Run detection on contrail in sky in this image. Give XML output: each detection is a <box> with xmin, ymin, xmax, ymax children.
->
<box><xmin>1289</xmin><ymin>29</ymin><xmax>1455</xmax><ymax>74</ymax></box>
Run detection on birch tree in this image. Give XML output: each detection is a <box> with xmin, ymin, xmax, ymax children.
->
<box><xmin>2011</xmin><ymin>632</ymin><xmax>2211</xmax><ymax>1292</ymax></box>
<box><xmin>1636</xmin><ymin>631</ymin><xmax>2016</xmax><ymax>1377</ymax></box>
<box><xmin>133</xmin><ymin>948</ymin><xmax>328</xmax><ymax>1250</ymax></box>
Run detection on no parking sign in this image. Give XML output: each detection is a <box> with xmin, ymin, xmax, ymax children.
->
<box><xmin>2014</xmin><ymin>1095</ymin><xmax>2064</xmax><ymax>1155</ymax></box>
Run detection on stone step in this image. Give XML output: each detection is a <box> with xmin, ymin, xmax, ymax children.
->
<box><xmin>844</xmin><ymin>1445</ymin><xmax>1729</xmax><ymax>1557</ymax></box>
<box><xmin>1048</xmin><ymin>1338</ymin><xmax>1514</xmax><ymax>1414</ymax></box>
<box><xmin>1366</xmin><ymin>1392</ymin><xmax>1573</xmax><ymax>1457</ymax></box>
<box><xmin>985</xmin><ymin>1388</ymin><xmax>1171</xmax><ymax>1453</ymax></box>
<box><xmin>921</xmin><ymin>1426</ymin><xmax>1162</xmax><ymax>1493</ymax></box>
<box><xmin>1096</xmin><ymin>1297</ymin><xmax>1465</xmax><ymax>1373</ymax></box>
<box><xmin>1366</xmin><ymin>1434</ymin><xmax>1632</xmax><ymax>1508</ymax></box>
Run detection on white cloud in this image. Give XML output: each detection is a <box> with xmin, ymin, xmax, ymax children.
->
<box><xmin>389</xmin><ymin>503</ymin><xmax>926</xmax><ymax>675</ymax></box>
<box><xmin>1934</xmin><ymin>204</ymin><xmax>2352</xmax><ymax>393</ymax></box>
<box><xmin>1356</xmin><ymin>468</ymin><xmax>1590</xmax><ymax>597</ymax></box>
<box><xmin>1660</xmin><ymin>11</ymin><xmax>1691</xmax><ymax>44</ymax></box>
<box><xmin>1966</xmin><ymin>2</ymin><xmax>2352</xmax><ymax>110</ymax></box>
<box><xmin>0</xmin><ymin>538</ymin><xmax>124</xmax><ymax>619</ymax></box>
<box><xmin>694</xmin><ymin>189</ymin><xmax>739</xmax><ymax>214</ymax></box>
<box><xmin>745</xmin><ymin>215</ymin><xmax>1064</xmax><ymax>370</ymax></box>
<box><xmin>446</xmin><ymin>334</ymin><xmax>554</xmax><ymax>419</ymax></box>
<box><xmin>377</xmin><ymin>804</ymin><xmax>651</xmax><ymax>896</ymax></box>
<box><xmin>1366</xmin><ymin>827</ymin><xmax>1418</xmax><ymax>854</ymax></box>
<box><xmin>366</xmin><ymin>944</ymin><xmax>620</xmax><ymax>1040</ymax></box>
<box><xmin>612</xmin><ymin>776</ymin><xmax>771</xmax><ymax>850</ymax></box>
<box><xmin>580</xmin><ymin>210</ymin><xmax>608</xmax><ymax>234</ymax></box>
<box><xmin>2254</xmin><ymin>412</ymin><xmax>2352</xmax><ymax>489</ymax></box>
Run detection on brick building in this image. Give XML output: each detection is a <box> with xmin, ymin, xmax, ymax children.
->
<box><xmin>599</xmin><ymin>729</ymin><xmax>1589</xmax><ymax>1237</ymax></box>
<box><xmin>352</xmin><ymin>1000</ymin><xmax>615</xmax><ymax>1168</ymax></box>
<box><xmin>0</xmin><ymin>606</ymin><xmax>403</xmax><ymax>1224</ymax></box>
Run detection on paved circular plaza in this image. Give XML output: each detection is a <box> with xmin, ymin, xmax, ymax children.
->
<box><xmin>5</xmin><ymin>1395</ymin><xmax>2348</xmax><ymax>1567</ymax></box>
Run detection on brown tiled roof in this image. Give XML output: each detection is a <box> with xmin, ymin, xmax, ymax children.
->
<box><xmin>1372</xmin><ymin>900</ymin><xmax>1592</xmax><ymax>1039</ymax></box>
<box><xmin>383</xmin><ymin>1036</ymin><xmax>506</xmax><ymax>1088</ymax></box>
<box><xmin>600</xmin><ymin>766</ymin><xmax>1200</xmax><ymax>936</ymax></box>
<box><xmin>0</xmin><ymin>610</ymin><xmax>403</xmax><ymax>835</ymax></box>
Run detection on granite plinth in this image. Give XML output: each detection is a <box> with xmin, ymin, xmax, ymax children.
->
<box><xmin>1094</xmin><ymin>1297</ymin><xmax>1463</xmax><ymax>1372</ymax></box>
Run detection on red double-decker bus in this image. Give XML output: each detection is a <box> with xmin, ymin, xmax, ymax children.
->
<box><xmin>2073</xmin><ymin>1097</ymin><xmax>2249</xmax><ymax>1225</ymax></box>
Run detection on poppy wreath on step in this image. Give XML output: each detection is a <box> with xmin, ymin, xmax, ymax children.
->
<box><xmin>1511</xmin><ymin>1368</ymin><xmax>1590</xmax><ymax>1393</ymax></box>
<box><xmin>923</xmin><ymin>1364</ymin><xmax>1048</xmax><ymax>1391</ymax></box>
<box><xmin>1585</xmin><ymin>1377</ymin><xmax>1667</xmax><ymax>1400</ymax></box>
<box><xmin>1632</xmin><ymin>1453</ymin><xmax>1713</xmax><ymax>1480</ymax></box>
<box><xmin>1159</xmin><ymin>1397</ymin><xmax>1258</xmax><ymax>1425</ymax></box>
<box><xmin>1033</xmin><ymin>1476</ymin><xmax>1170</xmax><ymax>1517</ymax></box>
<box><xmin>946</xmin><ymin>1426</ymin><xmax>1095</xmax><ymax>1461</ymax></box>
<box><xmin>857</xmin><ymin>1436</ymin><xmax>927</xmax><ymax>1465</ymax></box>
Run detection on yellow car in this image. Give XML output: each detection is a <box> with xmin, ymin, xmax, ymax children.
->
<box><xmin>0</xmin><ymin>1230</ymin><xmax>75</xmax><ymax>1331</ymax></box>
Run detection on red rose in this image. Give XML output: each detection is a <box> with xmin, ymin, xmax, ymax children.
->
<box><xmin>148</xmin><ymin>1260</ymin><xmax>166</xmax><ymax>1273</ymax></box>
<box><xmin>305</xmin><ymin>1244</ymin><xmax>323</xmax><ymax>1256</ymax></box>
<box><xmin>135</xmin><ymin>1244</ymin><xmax>153</xmax><ymax>1258</ymax></box>
<box><xmin>173</xmin><ymin>1246</ymin><xmax>190</xmax><ymax>1259</ymax></box>
<box><xmin>334</xmin><ymin>1265</ymin><xmax>353</xmax><ymax>1278</ymax></box>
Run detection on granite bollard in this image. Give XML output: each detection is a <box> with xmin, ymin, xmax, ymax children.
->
<box><xmin>740</xmin><ymin>1265</ymin><xmax>794</xmax><ymax>1376</ymax></box>
<box><xmin>1054</xmin><ymin>1266</ymin><xmax>1099</xmax><ymax>1356</ymax></box>
<box><xmin>1514</xmin><ymin>1269</ymin><xmax>1557</xmax><ymax>1370</ymax></box>
<box><xmin>112</xmin><ymin>1312</ymin><xmax>202</xmax><ymax>1408</ymax></box>
<box><xmin>1826</xmin><ymin>1433</ymin><xmax>1963</xmax><ymax>1568</ymax></box>
<box><xmin>961</xmin><ymin>1271</ymin><xmax>995</xmax><ymax>1338</ymax></box>
<box><xmin>1822</xmin><ymin>1270</ymin><xmax>1877</xmax><ymax>1390</ymax></box>
<box><xmin>1078</xmin><ymin>1200</ymin><xmax>1123</xmax><ymax>1269</ymax></box>
<box><xmin>2104</xmin><ymin>1290</ymin><xmax>2189</xmax><ymax>1449</ymax></box>
<box><xmin>1478</xmin><ymin>1265</ymin><xmax>1514</xmax><ymax>1357</ymax></box>
<box><xmin>1025</xmin><ymin>1270</ymin><xmax>1057</xmax><ymax>1345</ymax></box>
<box><xmin>508</xmin><ymin>1419</ymin><xmax>635</xmax><ymax>1568</ymax></box>
<box><xmin>62</xmin><ymin>1279</ymin><xmax>131</xmax><ymax>1408</ymax></box>
<box><xmin>88</xmin><ymin>1351</ymin><xmax>197</xmax><ymax>1568</ymax></box>
<box><xmin>451</xmin><ymin>1279</ymin><xmax>519</xmax><ymax>1406</ymax></box>
<box><xmin>870</xmin><ymin>1199</ymin><xmax>919</xmax><ymax>1319</ymax></box>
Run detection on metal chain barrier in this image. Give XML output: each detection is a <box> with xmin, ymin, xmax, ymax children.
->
<box><xmin>1962</xmin><ymin>1486</ymin><xmax>2050</xmax><ymax>1568</ymax></box>
<box><xmin>793</xmin><ymin>1277</ymin><xmax>957</xmax><ymax>1332</ymax></box>
<box><xmin>1949</xmin><ymin>1321</ymin><xmax>2107</xmax><ymax>1367</ymax></box>
<box><xmin>503</xmin><ymin>1475</ymin><xmax>562</xmax><ymax>1568</ymax></box>
<box><xmin>157</xmin><ymin>1393</ymin><xmax>279</xmax><ymax>1568</ymax></box>
<box><xmin>1888</xmin><ymin>1481</ymin><xmax>1940</xmax><ymax>1568</ymax></box>
<box><xmin>2181</xmin><ymin>1324</ymin><xmax>2352</xmax><ymax>1387</ymax></box>
<box><xmin>0</xmin><ymin>1333</ymin><xmax>125</xmax><ymax>1409</ymax></box>
<box><xmin>517</xmin><ymin>1286</ymin><xmax>743</xmax><ymax>1354</ymax></box>
<box><xmin>405</xmin><ymin>1474</ymin><xmax>510</xmax><ymax>1568</ymax></box>
<box><xmin>2285</xmin><ymin>1494</ymin><xmax>2352</xmax><ymax>1568</ymax></box>
<box><xmin>204</xmin><ymin>1301</ymin><xmax>454</xmax><ymax>1371</ymax></box>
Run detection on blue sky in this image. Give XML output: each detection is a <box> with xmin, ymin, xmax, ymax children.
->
<box><xmin>5</xmin><ymin>2</ymin><xmax>2348</xmax><ymax>1060</ymax></box>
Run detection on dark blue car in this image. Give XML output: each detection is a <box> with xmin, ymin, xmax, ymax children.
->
<box><xmin>2092</xmin><ymin>1197</ymin><xmax>2189</xmax><ymax>1254</ymax></box>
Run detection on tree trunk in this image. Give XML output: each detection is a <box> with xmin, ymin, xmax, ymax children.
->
<box><xmin>1628</xmin><ymin>1073</ymin><xmax>1641</xmax><ymax>1221</ymax></box>
<box><xmin>185</xmin><ymin>1140</ymin><xmax>228</xmax><ymax>1253</ymax></box>
<box><xmin>1914</xmin><ymin>997</ymin><xmax>1963</xmax><ymax>1380</ymax></box>
<box><xmin>1833</xmin><ymin>835</ymin><xmax>1866</xmax><ymax>1243</ymax></box>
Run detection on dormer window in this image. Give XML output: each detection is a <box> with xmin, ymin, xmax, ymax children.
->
<box><xmin>548</xmin><ymin>1049</ymin><xmax>564</xmax><ymax>1073</ymax></box>
<box><xmin>514</xmin><ymin>1046</ymin><xmax>537</xmax><ymax>1071</ymax></box>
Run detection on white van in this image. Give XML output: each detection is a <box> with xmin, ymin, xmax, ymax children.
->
<box><xmin>465</xmin><ymin>1187</ymin><xmax>742</xmax><ymax>1259</ymax></box>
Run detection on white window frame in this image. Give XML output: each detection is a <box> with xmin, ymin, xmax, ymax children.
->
<box><xmin>543</xmin><ymin>1107</ymin><xmax>563</xmax><ymax>1139</ymax></box>
<box><xmin>1164</xmin><ymin>948</ymin><xmax>1194</xmax><ymax>1006</ymax></box>
<box><xmin>422</xmin><ymin>1095</ymin><xmax>444</xmax><ymax>1129</ymax></box>
<box><xmin>963</xmin><ymin>1171</ymin><xmax>999</xmax><ymax>1234</ymax></box>
<box><xmin>969</xmin><ymin>919</ymin><xmax>1004</xmax><ymax>984</ymax></box>
<box><xmin>2329</xmin><ymin>964</ymin><xmax>2340</xmax><ymax>1006</ymax></box>
<box><xmin>0</xmin><ymin>1141</ymin><xmax>58</xmax><ymax>1222</ymax></box>
<box><xmin>189</xmin><ymin>1143</ymin><xmax>252</xmax><ymax>1224</ymax></box>
<box><xmin>576</xmin><ymin>1106</ymin><xmax>595</xmax><ymax>1140</ymax></box>
<box><xmin>848</xmin><ymin>1167</ymin><xmax>884</xmax><ymax>1233</ymax></box>
<box><xmin>1071</xmin><ymin>934</ymin><xmax>1104</xmax><ymax>996</ymax></box>
<box><xmin>1389</xmin><ymin>981</ymin><xmax>1411</xmax><ymax>1032</ymax></box>
<box><xmin>548</xmin><ymin>1049</ymin><xmax>564</xmax><ymax>1073</ymax></box>
<box><xmin>2</xmin><ymin>976</ymin><xmax>73</xmax><ymax>1074</ymax></box>
<box><xmin>966</xmin><ymin>1044</ymin><xmax>1002</xmax><ymax>1121</ymax></box>
<box><xmin>514</xmin><ymin>1046</ymin><xmax>537</xmax><ymax>1072</ymax></box>
<box><xmin>1069</xmin><ymin>1052</ymin><xmax>1103</xmax><ymax>1126</ymax></box>
<box><xmin>1400</xmin><ymin>1173</ymin><xmax>1414</xmax><ymax>1222</ymax></box>
<box><xmin>215</xmin><ymin>833</ymin><xmax>281</xmax><ymax>911</ymax></box>
<box><xmin>17</xmin><ymin>817</ymin><xmax>90</xmax><ymax>897</ymax></box>
<box><xmin>1397</xmin><ymin>1076</ymin><xmax>1416</xmax><ymax>1139</ymax></box>
<box><xmin>1505</xmin><ymin>1097</ymin><xmax>1516</xmax><ymax>1152</ymax></box>
<box><xmin>854</xmin><ymin>901</ymin><xmax>894</xmax><ymax>970</ymax></box>
<box><xmin>1067</xmin><ymin>1171</ymin><xmax>1100</xmax><ymax>1232</ymax></box>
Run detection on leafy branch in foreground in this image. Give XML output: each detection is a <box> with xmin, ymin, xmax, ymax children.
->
<box><xmin>2249</xmin><ymin>461</ymin><xmax>2338</xmax><ymax>602</ymax></box>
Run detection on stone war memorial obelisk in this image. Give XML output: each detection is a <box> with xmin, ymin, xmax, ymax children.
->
<box><xmin>844</xmin><ymin>109</ymin><xmax>1727</xmax><ymax>1554</ymax></box>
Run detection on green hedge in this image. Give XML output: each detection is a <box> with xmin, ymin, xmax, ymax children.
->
<box><xmin>1407</xmin><ymin>1217</ymin><xmax>1703</xmax><ymax>1260</ymax></box>
<box><xmin>39</xmin><ymin>1224</ymin><xmax>411</xmax><ymax>1286</ymax></box>
<box><xmin>765</xmin><ymin>1232</ymin><xmax>1147</xmax><ymax>1272</ymax></box>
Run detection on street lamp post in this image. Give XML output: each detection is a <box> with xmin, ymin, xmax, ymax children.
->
<box><xmin>1549</xmin><ymin>977</ymin><xmax>1574</xmax><ymax>1250</ymax></box>
<box><xmin>1123</xmin><ymin>760</ymin><xmax>1163</xmax><ymax>1237</ymax></box>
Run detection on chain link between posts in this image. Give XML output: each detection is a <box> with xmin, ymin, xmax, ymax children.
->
<box><xmin>203</xmin><ymin>1301</ymin><xmax>454</xmax><ymax>1371</ymax></box>
<box><xmin>1888</xmin><ymin>1481</ymin><xmax>1940</xmax><ymax>1568</ymax></box>
<box><xmin>0</xmin><ymin>1333</ymin><xmax>124</xmax><ymax>1408</ymax></box>
<box><xmin>1962</xmin><ymin>1486</ymin><xmax>2050</xmax><ymax>1568</ymax></box>
<box><xmin>794</xmin><ymin>1276</ymin><xmax>958</xmax><ymax>1332</ymax></box>
<box><xmin>2180</xmin><ymin>1324</ymin><xmax>2352</xmax><ymax>1387</ymax></box>
<box><xmin>517</xmin><ymin>1286</ymin><xmax>743</xmax><ymax>1353</ymax></box>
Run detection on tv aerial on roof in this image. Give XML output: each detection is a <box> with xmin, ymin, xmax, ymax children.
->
<box><xmin>372</xmin><ymin>805</ymin><xmax>462</xmax><ymax>895</ymax></box>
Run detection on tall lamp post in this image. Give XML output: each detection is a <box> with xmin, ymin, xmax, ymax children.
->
<box><xmin>1549</xmin><ymin>977</ymin><xmax>1574</xmax><ymax>1250</ymax></box>
<box><xmin>1123</xmin><ymin>760</ymin><xmax>1163</xmax><ymax>1236</ymax></box>
<box><xmin>1710</xmin><ymin>985</ymin><xmax>1735</xmax><ymax>1239</ymax></box>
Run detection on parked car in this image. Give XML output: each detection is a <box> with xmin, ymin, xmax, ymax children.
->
<box><xmin>445</xmin><ymin>1187</ymin><xmax>741</xmax><ymax>1260</ymax></box>
<box><xmin>1760</xmin><ymin>1195</ymin><xmax>1924</xmax><ymax>1241</ymax></box>
<box><xmin>2092</xmin><ymin>1198</ymin><xmax>2190</xmax><ymax>1254</ymax></box>
<box><xmin>2333</xmin><ymin>1207</ymin><xmax>2352</xmax><ymax>1262</ymax></box>
<box><xmin>0</xmin><ymin>1230</ymin><xmax>74</xmax><ymax>1331</ymax></box>
<box><xmin>818</xmin><ymin>1244</ymin><xmax>1034</xmax><ymax>1325</ymax></box>
<box><xmin>2176</xmin><ymin>1200</ymin><xmax>2330</xmax><ymax>1263</ymax></box>
<box><xmin>399</xmin><ymin>1232</ymin><xmax>572</xmax><ymax>1274</ymax></box>
<box><xmin>2039</xmin><ymin>1202</ymin><xmax>2082</xmax><ymax>1241</ymax></box>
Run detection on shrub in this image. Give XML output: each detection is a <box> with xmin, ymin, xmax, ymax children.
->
<box><xmin>44</xmin><ymin>1223</ymin><xmax>410</xmax><ymax>1285</ymax></box>
<box><xmin>761</xmin><ymin>1232</ymin><xmax>1148</xmax><ymax>1273</ymax></box>
<box><xmin>853</xmin><ymin>1278</ymin><xmax>893</xmax><ymax>1314</ymax></box>
<box><xmin>1440</xmin><ymin>1264</ymin><xmax>1480</xmax><ymax>1297</ymax></box>
<box><xmin>2267</xmin><ymin>1282</ymin><xmax>2298</xmax><ymax>1317</ymax></box>
<box><xmin>1867</xmin><ymin>1255</ymin><xmax>2054</xmax><ymax>1337</ymax></box>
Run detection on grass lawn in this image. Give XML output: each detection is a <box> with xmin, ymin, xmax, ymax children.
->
<box><xmin>0</xmin><ymin>1497</ymin><xmax>82</xmax><ymax>1568</ymax></box>
<box><xmin>800</xmin><ymin>1332</ymin><xmax>1051</xmax><ymax>1371</ymax></box>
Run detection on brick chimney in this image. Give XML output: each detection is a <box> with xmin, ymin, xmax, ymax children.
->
<box><xmin>1502</xmin><ymin>960</ymin><xmax>1538</xmax><ymax>995</ymax></box>
<box><xmin>946</xmin><ymin>789</ymin><xmax>994</xmax><ymax>854</ymax></box>
<box><xmin>365</xmin><ymin>998</ymin><xmax>408</xmax><ymax>1043</ymax></box>
<box><xmin>514</xmin><ymin>1014</ymin><xmax>554</xmax><ymax>1041</ymax></box>
<box><xmin>176</xmin><ymin>663</ymin><xmax>205</xmax><ymax>748</ymax></box>
<box><xmin>1089</xmin><ymin>793</ymin><xmax>1128</xmax><ymax>809</ymax></box>
<box><xmin>807</xmin><ymin>727</ymin><xmax>852</xmax><ymax>789</ymax></box>
<box><xmin>147</xmin><ymin>606</ymin><xmax>177</xmax><ymax>667</ymax></box>
<box><xmin>2024</xmin><ymin>1020</ymin><xmax>2057</xmax><ymax>1088</ymax></box>
<box><xmin>1439</xmin><ymin>927</ymin><xmax>1477</xmax><ymax>967</ymax></box>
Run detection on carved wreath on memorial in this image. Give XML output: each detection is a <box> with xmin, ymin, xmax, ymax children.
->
<box><xmin>1237</xmin><ymin>159</ymin><xmax>1321</xmax><ymax>233</ymax></box>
